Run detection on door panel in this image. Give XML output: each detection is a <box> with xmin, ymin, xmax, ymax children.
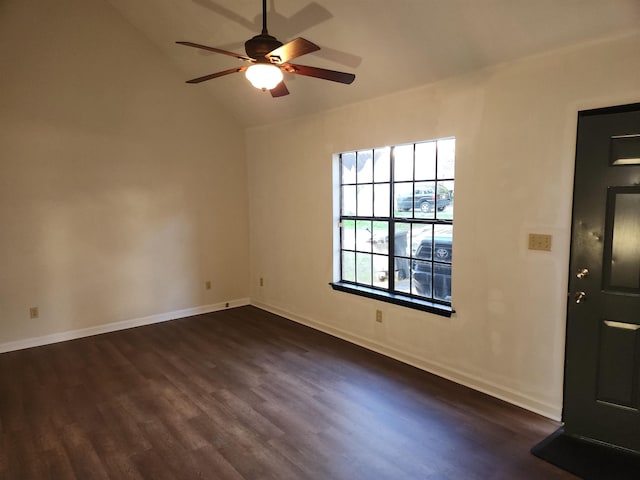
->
<box><xmin>604</xmin><ymin>187</ymin><xmax>640</xmax><ymax>292</ymax></box>
<box><xmin>610</xmin><ymin>135</ymin><xmax>640</xmax><ymax>165</ymax></box>
<box><xmin>564</xmin><ymin>103</ymin><xmax>640</xmax><ymax>453</ymax></box>
<box><xmin>596</xmin><ymin>319</ymin><xmax>639</xmax><ymax>409</ymax></box>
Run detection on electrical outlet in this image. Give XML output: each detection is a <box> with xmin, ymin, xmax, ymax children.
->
<box><xmin>260</xmin><ymin>277</ymin><xmax>264</xmax><ymax>287</ymax></box>
<box><xmin>528</xmin><ymin>233</ymin><xmax>552</xmax><ymax>251</ymax></box>
<box><xmin>205</xmin><ymin>281</ymin><xmax>211</xmax><ymax>290</ymax></box>
<box><xmin>376</xmin><ymin>310</ymin><xmax>383</xmax><ymax>323</ymax></box>
<box><xmin>29</xmin><ymin>307</ymin><xmax>39</xmax><ymax>319</ymax></box>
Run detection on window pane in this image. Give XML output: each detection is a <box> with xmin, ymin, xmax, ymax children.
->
<box><xmin>434</xmin><ymin>225</ymin><xmax>453</xmax><ymax>263</ymax></box>
<box><xmin>356</xmin><ymin>252</ymin><xmax>372</xmax><ymax>285</ymax></box>
<box><xmin>412</xmin><ymin>260</ymin><xmax>432</xmax><ymax>297</ymax></box>
<box><xmin>433</xmin><ymin>263</ymin><xmax>452</xmax><ymax>302</ymax></box>
<box><xmin>394</xmin><ymin>224</ymin><xmax>410</xmax><ymax>257</ymax></box>
<box><xmin>394</xmin><ymin>182</ymin><xmax>413</xmax><ymax>217</ymax></box>
<box><xmin>413</xmin><ymin>181</ymin><xmax>436</xmax><ymax>220</ymax></box>
<box><xmin>355</xmin><ymin>220</ymin><xmax>372</xmax><ymax>252</ymax></box>
<box><xmin>394</xmin><ymin>144</ymin><xmax>414</xmax><ymax>181</ymax></box>
<box><xmin>414</xmin><ymin>238</ymin><xmax>432</xmax><ymax>260</ymax></box>
<box><xmin>374</xmin><ymin>183</ymin><xmax>390</xmax><ymax>217</ymax></box>
<box><xmin>437</xmin><ymin>138</ymin><xmax>455</xmax><ymax>179</ymax></box>
<box><xmin>374</xmin><ymin>147</ymin><xmax>390</xmax><ymax>182</ymax></box>
<box><xmin>437</xmin><ymin>180</ymin><xmax>454</xmax><ymax>220</ymax></box>
<box><xmin>394</xmin><ymin>223</ymin><xmax>410</xmax><ymax>283</ymax></box>
<box><xmin>357</xmin><ymin>150</ymin><xmax>373</xmax><ymax>183</ymax></box>
<box><xmin>357</xmin><ymin>185</ymin><xmax>373</xmax><ymax>217</ymax></box>
<box><xmin>342</xmin><ymin>185</ymin><xmax>356</xmax><ymax>216</ymax></box>
<box><xmin>342</xmin><ymin>251</ymin><xmax>355</xmax><ymax>282</ymax></box>
<box><xmin>371</xmin><ymin>221</ymin><xmax>389</xmax><ymax>255</ymax></box>
<box><xmin>415</xmin><ymin>141</ymin><xmax>436</xmax><ymax>180</ymax></box>
<box><xmin>342</xmin><ymin>152</ymin><xmax>356</xmax><ymax>183</ymax></box>
<box><xmin>397</xmin><ymin>267</ymin><xmax>412</xmax><ymax>290</ymax></box>
<box><xmin>341</xmin><ymin>219</ymin><xmax>355</xmax><ymax>250</ymax></box>
<box><xmin>411</xmin><ymin>224</ymin><xmax>433</xmax><ymax>258</ymax></box>
<box><xmin>372</xmin><ymin>254</ymin><xmax>389</xmax><ymax>289</ymax></box>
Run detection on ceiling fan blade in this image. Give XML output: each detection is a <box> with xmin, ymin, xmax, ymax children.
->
<box><xmin>270</xmin><ymin>81</ymin><xmax>289</xmax><ymax>97</ymax></box>
<box><xmin>286</xmin><ymin>63</ymin><xmax>355</xmax><ymax>84</ymax></box>
<box><xmin>176</xmin><ymin>41</ymin><xmax>253</xmax><ymax>62</ymax></box>
<box><xmin>185</xmin><ymin>66</ymin><xmax>247</xmax><ymax>84</ymax></box>
<box><xmin>266</xmin><ymin>37</ymin><xmax>320</xmax><ymax>64</ymax></box>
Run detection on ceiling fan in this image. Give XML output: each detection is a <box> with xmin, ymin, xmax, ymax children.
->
<box><xmin>176</xmin><ymin>0</ymin><xmax>355</xmax><ymax>97</ymax></box>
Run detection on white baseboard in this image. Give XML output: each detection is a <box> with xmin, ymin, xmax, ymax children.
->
<box><xmin>0</xmin><ymin>298</ymin><xmax>251</xmax><ymax>354</ymax></box>
<box><xmin>251</xmin><ymin>299</ymin><xmax>562</xmax><ymax>421</ymax></box>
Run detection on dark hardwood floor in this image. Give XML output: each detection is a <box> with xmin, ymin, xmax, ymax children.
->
<box><xmin>0</xmin><ymin>306</ymin><xmax>576</xmax><ymax>479</ymax></box>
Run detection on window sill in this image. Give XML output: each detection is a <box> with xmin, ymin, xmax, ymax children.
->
<box><xmin>330</xmin><ymin>282</ymin><xmax>454</xmax><ymax>317</ymax></box>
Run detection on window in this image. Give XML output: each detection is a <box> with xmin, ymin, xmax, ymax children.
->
<box><xmin>332</xmin><ymin>138</ymin><xmax>455</xmax><ymax>316</ymax></box>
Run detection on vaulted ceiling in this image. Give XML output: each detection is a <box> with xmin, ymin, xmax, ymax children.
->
<box><xmin>105</xmin><ymin>0</ymin><xmax>640</xmax><ymax>128</ymax></box>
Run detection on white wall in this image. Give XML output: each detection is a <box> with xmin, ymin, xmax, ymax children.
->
<box><xmin>0</xmin><ymin>0</ymin><xmax>250</xmax><ymax>348</ymax></box>
<box><xmin>247</xmin><ymin>32</ymin><xmax>640</xmax><ymax>420</ymax></box>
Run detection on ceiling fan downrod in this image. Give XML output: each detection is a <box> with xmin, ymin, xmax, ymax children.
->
<box><xmin>261</xmin><ymin>0</ymin><xmax>268</xmax><ymax>35</ymax></box>
<box><xmin>245</xmin><ymin>0</ymin><xmax>282</xmax><ymax>61</ymax></box>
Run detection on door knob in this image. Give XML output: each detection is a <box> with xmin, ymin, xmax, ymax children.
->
<box><xmin>575</xmin><ymin>291</ymin><xmax>586</xmax><ymax>303</ymax></box>
<box><xmin>576</xmin><ymin>268</ymin><xmax>589</xmax><ymax>279</ymax></box>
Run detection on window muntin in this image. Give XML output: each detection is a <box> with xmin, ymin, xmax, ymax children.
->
<box><xmin>337</xmin><ymin>138</ymin><xmax>455</xmax><ymax>308</ymax></box>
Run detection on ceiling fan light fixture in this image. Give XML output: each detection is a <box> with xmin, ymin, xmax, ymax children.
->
<box><xmin>245</xmin><ymin>63</ymin><xmax>283</xmax><ymax>91</ymax></box>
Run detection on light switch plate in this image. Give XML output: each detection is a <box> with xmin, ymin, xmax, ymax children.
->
<box><xmin>528</xmin><ymin>233</ymin><xmax>552</xmax><ymax>251</ymax></box>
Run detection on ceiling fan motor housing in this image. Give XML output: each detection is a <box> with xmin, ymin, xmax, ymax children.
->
<box><xmin>245</xmin><ymin>34</ymin><xmax>283</xmax><ymax>62</ymax></box>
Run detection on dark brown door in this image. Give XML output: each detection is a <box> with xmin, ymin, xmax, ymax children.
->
<box><xmin>564</xmin><ymin>103</ymin><xmax>640</xmax><ymax>452</ymax></box>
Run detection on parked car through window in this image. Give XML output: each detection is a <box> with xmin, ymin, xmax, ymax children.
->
<box><xmin>396</xmin><ymin>183</ymin><xmax>452</xmax><ymax>213</ymax></box>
